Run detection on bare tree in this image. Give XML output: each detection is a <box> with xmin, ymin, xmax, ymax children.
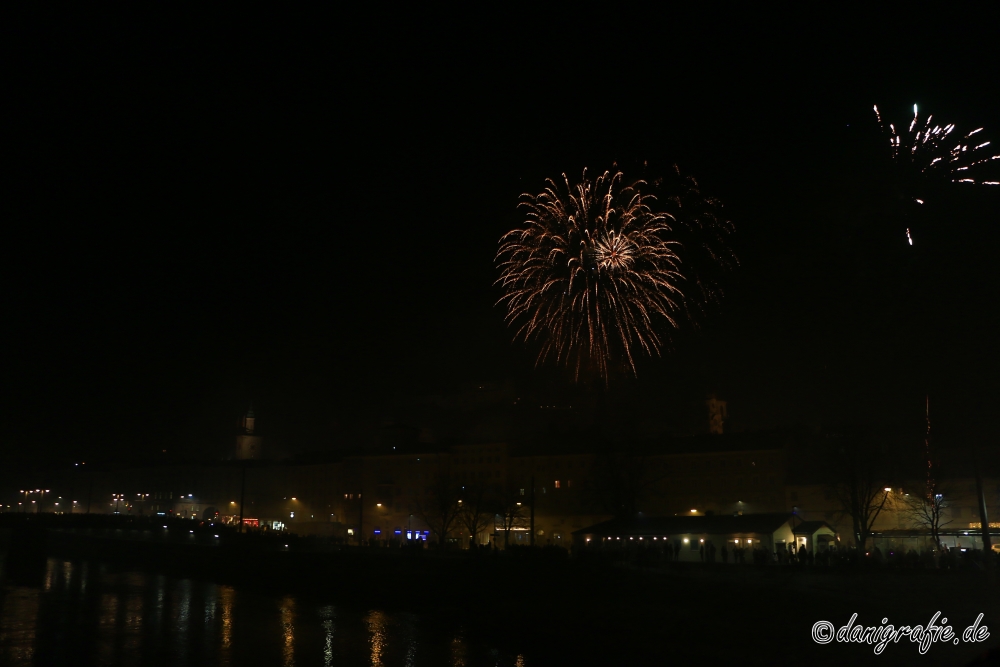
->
<box><xmin>416</xmin><ymin>476</ymin><xmax>462</xmax><ymax>546</ymax></box>
<box><xmin>826</xmin><ymin>434</ymin><xmax>894</xmax><ymax>553</ymax></box>
<box><xmin>901</xmin><ymin>488</ymin><xmax>950</xmax><ymax>550</ymax></box>
<box><xmin>457</xmin><ymin>483</ymin><xmax>494</xmax><ymax>548</ymax></box>
<box><xmin>494</xmin><ymin>485</ymin><xmax>528</xmax><ymax>549</ymax></box>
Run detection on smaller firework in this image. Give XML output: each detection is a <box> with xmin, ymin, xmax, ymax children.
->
<box><xmin>874</xmin><ymin>103</ymin><xmax>1000</xmax><ymax>206</ymax></box>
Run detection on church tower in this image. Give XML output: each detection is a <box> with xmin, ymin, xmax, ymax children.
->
<box><xmin>235</xmin><ymin>405</ymin><xmax>263</xmax><ymax>459</ymax></box>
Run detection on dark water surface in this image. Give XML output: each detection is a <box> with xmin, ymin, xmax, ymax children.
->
<box><xmin>0</xmin><ymin>557</ymin><xmax>528</xmax><ymax>667</ymax></box>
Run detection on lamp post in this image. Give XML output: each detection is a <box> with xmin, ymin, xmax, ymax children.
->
<box><xmin>529</xmin><ymin>475</ymin><xmax>535</xmax><ymax>547</ymax></box>
<box><xmin>238</xmin><ymin>463</ymin><xmax>247</xmax><ymax>534</ymax></box>
<box><xmin>37</xmin><ymin>489</ymin><xmax>49</xmax><ymax>514</ymax></box>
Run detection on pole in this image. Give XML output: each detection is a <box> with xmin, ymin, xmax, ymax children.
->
<box><xmin>238</xmin><ymin>462</ymin><xmax>247</xmax><ymax>533</ymax></box>
<box><xmin>973</xmin><ymin>447</ymin><xmax>994</xmax><ymax>585</ymax></box>
<box><xmin>529</xmin><ymin>475</ymin><xmax>535</xmax><ymax>547</ymax></box>
<box><xmin>358</xmin><ymin>489</ymin><xmax>363</xmax><ymax>545</ymax></box>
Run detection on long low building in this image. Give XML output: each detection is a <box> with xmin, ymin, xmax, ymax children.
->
<box><xmin>572</xmin><ymin>513</ymin><xmax>837</xmax><ymax>560</ymax></box>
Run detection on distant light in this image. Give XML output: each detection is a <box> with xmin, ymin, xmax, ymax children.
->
<box><xmin>690</xmin><ymin>509</ymin><xmax>697</xmax><ymax>513</ymax></box>
<box><xmin>884</xmin><ymin>487</ymin><xmax>892</xmax><ymax>492</ymax></box>
<box><xmin>189</xmin><ymin>530</ymin><xmax>193</xmax><ymax>533</ymax></box>
<box><xmin>291</xmin><ymin>498</ymin><xmax>297</xmax><ymax>501</ymax></box>
<box><xmin>188</xmin><ymin>494</ymin><xmax>192</xmax><ymax>498</ymax></box>
<box><xmin>683</xmin><ymin>538</ymin><xmax>690</xmax><ymax>543</ymax></box>
<box><xmin>214</xmin><ymin>535</ymin><xmax>219</xmax><ymax>538</ymax></box>
<box><xmin>699</xmin><ymin>538</ymin><xmax>704</xmax><ymax>543</ymax></box>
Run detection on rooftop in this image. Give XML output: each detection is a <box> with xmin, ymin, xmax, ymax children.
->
<box><xmin>573</xmin><ymin>512</ymin><xmax>795</xmax><ymax>537</ymax></box>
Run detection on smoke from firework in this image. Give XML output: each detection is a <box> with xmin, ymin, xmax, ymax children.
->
<box><xmin>495</xmin><ymin>167</ymin><xmax>735</xmax><ymax>381</ymax></box>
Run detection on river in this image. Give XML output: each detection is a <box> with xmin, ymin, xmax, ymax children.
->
<box><xmin>0</xmin><ymin>557</ymin><xmax>529</xmax><ymax>666</ymax></box>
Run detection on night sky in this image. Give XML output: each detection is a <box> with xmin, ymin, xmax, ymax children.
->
<box><xmin>6</xmin><ymin>9</ymin><xmax>1000</xmax><ymax>467</ymax></box>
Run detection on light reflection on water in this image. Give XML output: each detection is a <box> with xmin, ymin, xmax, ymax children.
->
<box><xmin>281</xmin><ymin>595</ymin><xmax>296</xmax><ymax>667</ymax></box>
<box><xmin>319</xmin><ymin>605</ymin><xmax>334</xmax><ymax>667</ymax></box>
<box><xmin>366</xmin><ymin>610</ymin><xmax>387</xmax><ymax>667</ymax></box>
<box><xmin>0</xmin><ymin>557</ymin><xmax>528</xmax><ymax>666</ymax></box>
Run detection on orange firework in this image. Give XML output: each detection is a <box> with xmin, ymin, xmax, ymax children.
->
<box><xmin>496</xmin><ymin>167</ymin><xmax>734</xmax><ymax>381</ymax></box>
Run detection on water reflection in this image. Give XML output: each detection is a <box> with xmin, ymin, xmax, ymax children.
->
<box><xmin>97</xmin><ymin>592</ymin><xmax>119</xmax><ymax>665</ymax></box>
<box><xmin>219</xmin><ymin>585</ymin><xmax>234</xmax><ymax>652</ymax></box>
<box><xmin>280</xmin><ymin>595</ymin><xmax>296</xmax><ymax>667</ymax></box>
<box><xmin>318</xmin><ymin>605</ymin><xmax>334</xmax><ymax>667</ymax></box>
<box><xmin>451</xmin><ymin>633</ymin><xmax>467</xmax><ymax>667</ymax></box>
<box><xmin>366</xmin><ymin>610</ymin><xmax>387</xmax><ymax>667</ymax></box>
<box><xmin>0</xmin><ymin>586</ymin><xmax>39</xmax><ymax>665</ymax></box>
<box><xmin>0</xmin><ymin>557</ymin><xmax>530</xmax><ymax>666</ymax></box>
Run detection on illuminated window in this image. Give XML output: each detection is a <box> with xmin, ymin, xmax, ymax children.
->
<box><xmin>554</xmin><ymin>480</ymin><xmax>561</xmax><ymax>489</ymax></box>
<box><xmin>519</xmin><ymin>489</ymin><xmax>524</xmax><ymax>495</ymax></box>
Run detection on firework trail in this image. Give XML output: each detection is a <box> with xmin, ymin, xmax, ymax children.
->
<box><xmin>495</xmin><ymin>167</ymin><xmax>735</xmax><ymax>381</ymax></box>
<box><xmin>874</xmin><ymin>104</ymin><xmax>999</xmax><ymax>241</ymax></box>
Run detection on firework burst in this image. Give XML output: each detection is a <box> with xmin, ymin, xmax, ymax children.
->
<box><xmin>496</xmin><ymin>167</ymin><xmax>734</xmax><ymax>381</ymax></box>
<box><xmin>874</xmin><ymin>103</ymin><xmax>1000</xmax><ymax>206</ymax></box>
